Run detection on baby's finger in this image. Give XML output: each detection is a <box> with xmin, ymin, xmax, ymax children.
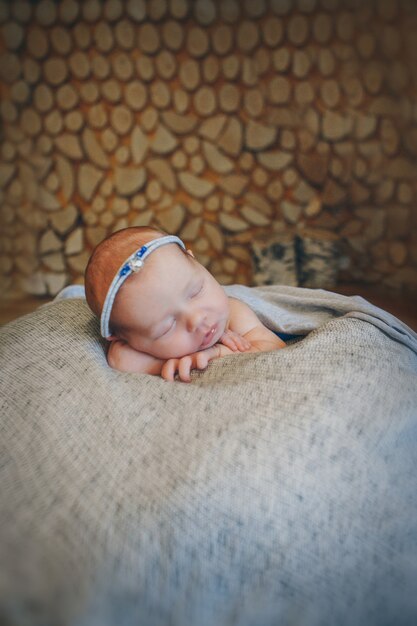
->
<box><xmin>223</xmin><ymin>331</ymin><xmax>250</xmax><ymax>352</ymax></box>
<box><xmin>161</xmin><ymin>359</ymin><xmax>177</xmax><ymax>382</ymax></box>
<box><xmin>195</xmin><ymin>351</ymin><xmax>210</xmax><ymax>370</ymax></box>
<box><xmin>219</xmin><ymin>333</ymin><xmax>239</xmax><ymax>351</ymax></box>
<box><xmin>178</xmin><ymin>356</ymin><xmax>192</xmax><ymax>382</ymax></box>
<box><xmin>228</xmin><ymin>331</ymin><xmax>250</xmax><ymax>351</ymax></box>
<box><xmin>236</xmin><ymin>335</ymin><xmax>251</xmax><ymax>351</ymax></box>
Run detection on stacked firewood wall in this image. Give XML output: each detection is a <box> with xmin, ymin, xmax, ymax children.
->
<box><xmin>0</xmin><ymin>0</ymin><xmax>416</xmax><ymax>296</ymax></box>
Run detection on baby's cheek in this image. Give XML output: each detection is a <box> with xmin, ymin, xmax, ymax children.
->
<box><xmin>174</xmin><ymin>335</ymin><xmax>198</xmax><ymax>358</ymax></box>
<box><xmin>149</xmin><ymin>337</ymin><xmax>184</xmax><ymax>360</ymax></box>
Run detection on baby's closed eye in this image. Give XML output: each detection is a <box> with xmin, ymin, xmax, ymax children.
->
<box><xmin>156</xmin><ymin>318</ymin><xmax>176</xmax><ymax>339</ymax></box>
<box><xmin>189</xmin><ymin>281</ymin><xmax>204</xmax><ymax>298</ymax></box>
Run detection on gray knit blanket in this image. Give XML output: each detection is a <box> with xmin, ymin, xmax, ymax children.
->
<box><xmin>1</xmin><ymin>285</ymin><xmax>417</xmax><ymax>626</ymax></box>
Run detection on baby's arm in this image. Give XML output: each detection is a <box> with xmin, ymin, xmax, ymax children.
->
<box><xmin>107</xmin><ymin>337</ymin><xmax>246</xmax><ymax>381</ymax></box>
<box><xmin>212</xmin><ymin>302</ymin><xmax>286</xmax><ymax>358</ymax></box>
<box><xmin>107</xmin><ymin>339</ymin><xmax>165</xmax><ymax>376</ymax></box>
<box><xmin>108</xmin><ymin>327</ymin><xmax>251</xmax><ymax>381</ymax></box>
<box><xmin>223</xmin><ymin>297</ymin><xmax>286</xmax><ymax>353</ymax></box>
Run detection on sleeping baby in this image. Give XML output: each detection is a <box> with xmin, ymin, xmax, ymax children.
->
<box><xmin>84</xmin><ymin>226</ymin><xmax>285</xmax><ymax>382</ymax></box>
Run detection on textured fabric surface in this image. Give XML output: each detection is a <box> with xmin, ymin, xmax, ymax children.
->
<box><xmin>1</xmin><ymin>288</ymin><xmax>417</xmax><ymax>626</ymax></box>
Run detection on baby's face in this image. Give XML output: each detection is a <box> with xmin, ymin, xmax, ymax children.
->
<box><xmin>110</xmin><ymin>245</ymin><xmax>230</xmax><ymax>359</ymax></box>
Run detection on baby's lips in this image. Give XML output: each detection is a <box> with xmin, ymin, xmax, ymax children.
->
<box><xmin>200</xmin><ymin>324</ymin><xmax>217</xmax><ymax>349</ymax></box>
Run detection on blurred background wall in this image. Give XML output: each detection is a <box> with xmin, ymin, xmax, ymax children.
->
<box><xmin>0</xmin><ymin>0</ymin><xmax>416</xmax><ymax>299</ymax></box>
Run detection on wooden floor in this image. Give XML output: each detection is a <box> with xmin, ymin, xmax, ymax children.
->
<box><xmin>1</xmin><ymin>284</ymin><xmax>416</xmax><ymax>331</ymax></box>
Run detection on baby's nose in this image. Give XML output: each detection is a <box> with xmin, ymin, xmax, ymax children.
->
<box><xmin>186</xmin><ymin>308</ymin><xmax>206</xmax><ymax>333</ymax></box>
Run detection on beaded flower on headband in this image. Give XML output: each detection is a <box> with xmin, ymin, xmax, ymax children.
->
<box><xmin>100</xmin><ymin>235</ymin><xmax>186</xmax><ymax>338</ymax></box>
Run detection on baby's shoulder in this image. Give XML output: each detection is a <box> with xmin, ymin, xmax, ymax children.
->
<box><xmin>227</xmin><ymin>297</ymin><xmax>261</xmax><ymax>335</ymax></box>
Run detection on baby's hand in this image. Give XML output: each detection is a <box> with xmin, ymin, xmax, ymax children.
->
<box><xmin>219</xmin><ymin>328</ymin><xmax>251</xmax><ymax>352</ymax></box>
<box><xmin>161</xmin><ymin>331</ymin><xmax>251</xmax><ymax>382</ymax></box>
<box><xmin>161</xmin><ymin>345</ymin><xmax>220</xmax><ymax>383</ymax></box>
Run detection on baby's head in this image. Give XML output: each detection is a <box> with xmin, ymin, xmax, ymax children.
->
<box><xmin>85</xmin><ymin>227</ymin><xmax>230</xmax><ymax>359</ymax></box>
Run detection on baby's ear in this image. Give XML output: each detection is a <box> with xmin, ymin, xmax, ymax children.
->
<box><xmin>186</xmin><ymin>249</ymin><xmax>195</xmax><ymax>258</ymax></box>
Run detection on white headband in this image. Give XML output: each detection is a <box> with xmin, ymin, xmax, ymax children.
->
<box><xmin>100</xmin><ymin>235</ymin><xmax>186</xmax><ymax>338</ymax></box>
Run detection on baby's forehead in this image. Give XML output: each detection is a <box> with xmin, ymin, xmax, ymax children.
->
<box><xmin>143</xmin><ymin>242</ymin><xmax>194</xmax><ymax>273</ymax></box>
<box><xmin>117</xmin><ymin>245</ymin><xmax>195</xmax><ymax>303</ymax></box>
